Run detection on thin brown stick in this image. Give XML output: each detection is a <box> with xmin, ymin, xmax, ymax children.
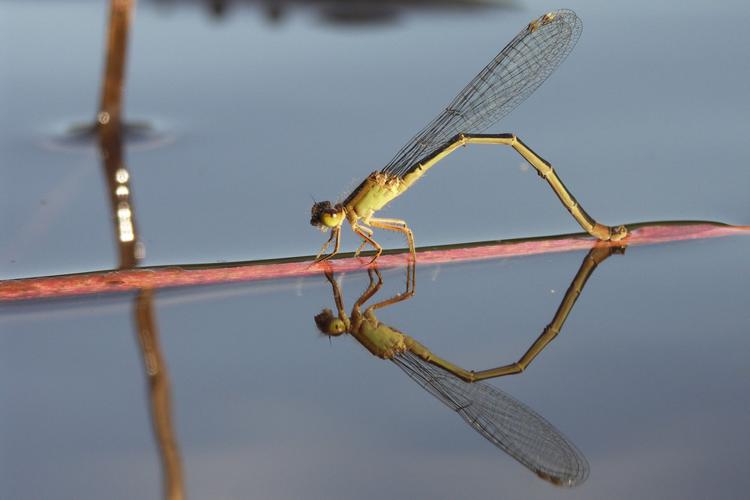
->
<box><xmin>1</xmin><ymin>221</ymin><xmax>747</xmax><ymax>302</ymax></box>
<box><xmin>98</xmin><ymin>0</ymin><xmax>133</xmax><ymax>130</ymax></box>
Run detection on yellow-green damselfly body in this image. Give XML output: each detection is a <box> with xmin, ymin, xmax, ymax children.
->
<box><xmin>311</xmin><ymin>10</ymin><xmax>627</xmax><ymax>262</ymax></box>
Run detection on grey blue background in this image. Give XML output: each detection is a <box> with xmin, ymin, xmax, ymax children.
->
<box><xmin>1</xmin><ymin>0</ymin><xmax>749</xmax><ymax>498</ymax></box>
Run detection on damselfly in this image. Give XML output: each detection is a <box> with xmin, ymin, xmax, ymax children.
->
<box><xmin>312</xmin><ymin>251</ymin><xmax>627</xmax><ymax>485</ymax></box>
<box><xmin>311</xmin><ymin>10</ymin><xmax>627</xmax><ymax>262</ymax></box>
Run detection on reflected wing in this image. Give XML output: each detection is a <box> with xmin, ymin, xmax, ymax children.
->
<box><xmin>392</xmin><ymin>350</ymin><xmax>589</xmax><ymax>486</ymax></box>
<box><xmin>381</xmin><ymin>10</ymin><xmax>582</xmax><ymax>178</ymax></box>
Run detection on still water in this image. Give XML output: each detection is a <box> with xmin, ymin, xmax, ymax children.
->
<box><xmin>1</xmin><ymin>0</ymin><xmax>749</xmax><ymax>498</ymax></box>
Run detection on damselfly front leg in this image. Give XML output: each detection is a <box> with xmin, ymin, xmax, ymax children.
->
<box><xmin>315</xmin><ymin>226</ymin><xmax>341</xmax><ymax>263</ymax></box>
<box><xmin>352</xmin><ymin>225</ymin><xmax>374</xmax><ymax>258</ymax></box>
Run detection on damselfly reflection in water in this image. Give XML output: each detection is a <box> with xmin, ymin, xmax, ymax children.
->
<box><xmin>314</xmin><ymin>244</ymin><xmax>624</xmax><ymax>485</ymax></box>
<box><xmin>311</xmin><ymin>10</ymin><xmax>627</xmax><ymax>263</ymax></box>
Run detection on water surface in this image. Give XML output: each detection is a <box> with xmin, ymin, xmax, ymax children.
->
<box><xmin>1</xmin><ymin>0</ymin><xmax>749</xmax><ymax>498</ymax></box>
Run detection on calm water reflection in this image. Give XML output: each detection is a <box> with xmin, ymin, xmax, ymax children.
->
<box><xmin>3</xmin><ymin>237</ymin><xmax>749</xmax><ymax>499</ymax></box>
<box><xmin>313</xmin><ymin>251</ymin><xmax>620</xmax><ymax>487</ymax></box>
<box><xmin>2</xmin><ymin>0</ymin><xmax>749</xmax><ymax>499</ymax></box>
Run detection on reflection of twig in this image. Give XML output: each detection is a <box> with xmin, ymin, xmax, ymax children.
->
<box><xmin>135</xmin><ymin>290</ymin><xmax>186</xmax><ymax>500</ymax></box>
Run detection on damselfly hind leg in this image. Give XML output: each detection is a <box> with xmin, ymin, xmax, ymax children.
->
<box><xmin>368</xmin><ymin>217</ymin><xmax>416</xmax><ymax>262</ymax></box>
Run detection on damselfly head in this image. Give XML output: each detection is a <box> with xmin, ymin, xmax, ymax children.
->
<box><xmin>314</xmin><ymin>309</ymin><xmax>346</xmax><ymax>336</ymax></box>
<box><xmin>310</xmin><ymin>201</ymin><xmax>345</xmax><ymax>229</ymax></box>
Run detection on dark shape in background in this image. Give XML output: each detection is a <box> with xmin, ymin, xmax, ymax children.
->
<box><xmin>149</xmin><ymin>0</ymin><xmax>515</xmax><ymax>26</ymax></box>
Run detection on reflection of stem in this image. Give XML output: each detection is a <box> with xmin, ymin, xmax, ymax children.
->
<box><xmin>99</xmin><ymin>0</ymin><xmax>133</xmax><ymax>129</ymax></box>
<box><xmin>135</xmin><ymin>290</ymin><xmax>185</xmax><ymax>500</ymax></box>
<box><xmin>96</xmin><ymin>4</ymin><xmax>184</xmax><ymax>498</ymax></box>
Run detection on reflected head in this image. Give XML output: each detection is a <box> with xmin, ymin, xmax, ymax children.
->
<box><xmin>314</xmin><ymin>309</ymin><xmax>347</xmax><ymax>336</ymax></box>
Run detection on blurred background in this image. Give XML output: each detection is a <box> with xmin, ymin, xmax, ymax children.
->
<box><xmin>1</xmin><ymin>0</ymin><xmax>749</xmax><ymax>499</ymax></box>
